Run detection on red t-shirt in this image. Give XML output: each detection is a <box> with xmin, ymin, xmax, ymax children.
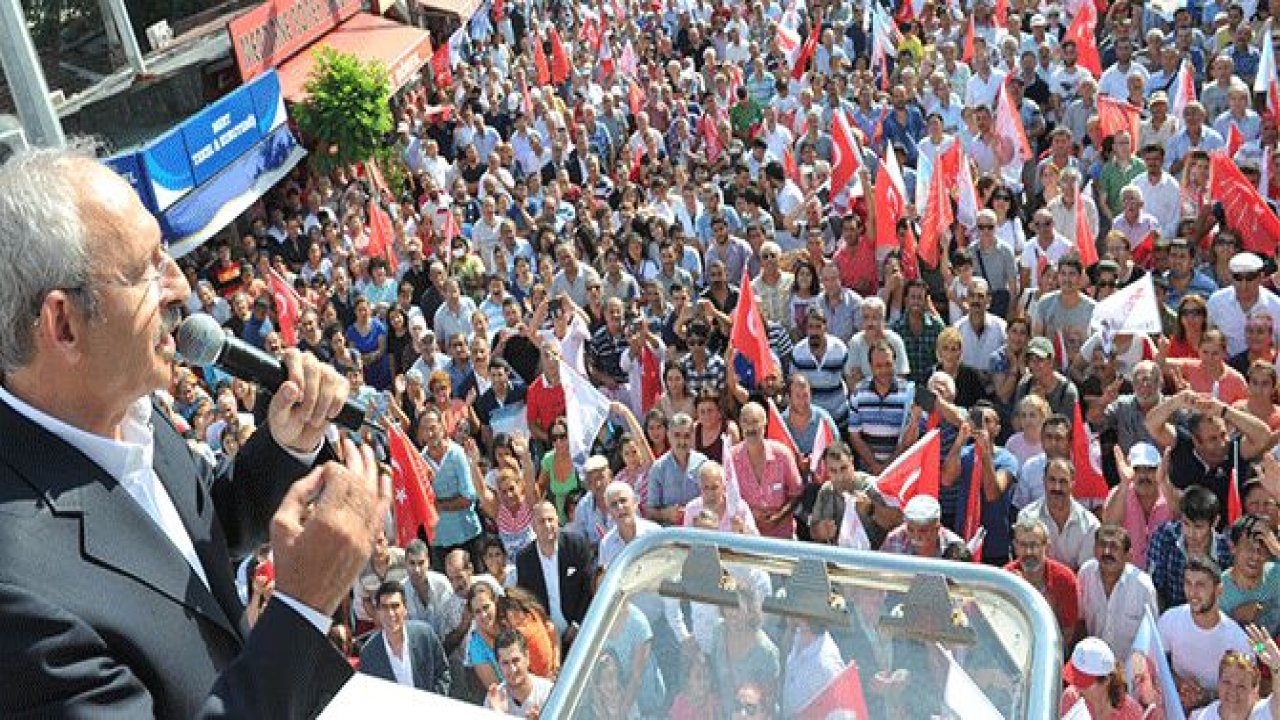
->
<box><xmin>1005</xmin><ymin>557</ymin><xmax>1079</xmax><ymax>635</ymax></box>
<box><xmin>526</xmin><ymin>376</ymin><xmax>566</xmax><ymax>436</ymax></box>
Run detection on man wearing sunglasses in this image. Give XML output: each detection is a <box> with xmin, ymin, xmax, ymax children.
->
<box><xmin>1207</xmin><ymin>253</ymin><xmax>1280</xmax><ymax>357</ymax></box>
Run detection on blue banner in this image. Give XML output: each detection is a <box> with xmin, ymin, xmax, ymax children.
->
<box><xmin>104</xmin><ymin>69</ymin><xmax>286</xmax><ymax>215</ymax></box>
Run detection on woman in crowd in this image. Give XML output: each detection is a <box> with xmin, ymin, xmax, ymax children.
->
<box><xmin>1006</xmin><ymin>394</ymin><xmax>1051</xmax><ymax>467</ymax></box>
<box><xmin>789</xmin><ymin>259</ymin><xmax>821</xmax><ymax>338</ymax></box>
<box><xmin>694</xmin><ymin>390</ymin><xmax>740</xmax><ymax>465</ymax></box>
<box><xmin>645</xmin><ymin>408</ymin><xmax>671</xmax><ymax>457</ymax></box>
<box><xmin>466</xmin><ymin>582</ymin><xmax>505</xmax><ymax>692</ymax></box>
<box><xmin>1167</xmin><ymin>294</ymin><xmax>1211</xmax><ymax>360</ymax></box>
<box><xmin>1059</xmin><ymin>638</ymin><xmax>1146</xmax><ymax>718</ymax></box>
<box><xmin>934</xmin><ymin>326</ymin><xmax>986</xmax><ymax>408</ymax></box>
<box><xmin>655</xmin><ymin>363</ymin><xmax>696</xmax><ymax>420</ymax></box>
<box><xmin>497</xmin><ymin>586</ymin><xmax>560</xmax><ymax>679</ymax></box>
<box><xmin>420</xmin><ymin>370</ymin><xmax>479</xmax><ymax>443</ymax></box>
<box><xmin>1237</xmin><ymin>361</ymin><xmax>1280</xmax><ymax>431</ymax></box>
<box><xmin>539</xmin><ymin>417</ymin><xmax>581</xmax><ymax>523</ymax></box>
<box><xmin>345</xmin><ymin>296</ymin><xmax>391</xmax><ymax>391</ymax></box>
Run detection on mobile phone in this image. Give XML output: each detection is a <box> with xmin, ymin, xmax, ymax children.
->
<box><xmin>913</xmin><ymin>383</ymin><xmax>936</xmax><ymax>413</ymax></box>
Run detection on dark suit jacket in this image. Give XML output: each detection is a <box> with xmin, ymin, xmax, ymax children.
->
<box><xmin>0</xmin><ymin>398</ymin><xmax>352</xmax><ymax>718</ymax></box>
<box><xmin>358</xmin><ymin>620</ymin><xmax>451</xmax><ymax>695</ymax></box>
<box><xmin>514</xmin><ymin>533</ymin><xmax>594</xmax><ymax>627</ymax></box>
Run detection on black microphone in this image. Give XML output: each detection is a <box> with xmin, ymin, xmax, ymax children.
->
<box><xmin>175</xmin><ymin>314</ymin><xmax>367</xmax><ymax>431</ymax></box>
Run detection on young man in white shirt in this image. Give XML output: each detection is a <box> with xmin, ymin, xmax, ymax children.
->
<box><xmin>485</xmin><ymin>630</ymin><xmax>553</xmax><ymax>717</ymax></box>
<box><xmin>1159</xmin><ymin>555</ymin><xmax>1252</xmax><ymax>711</ymax></box>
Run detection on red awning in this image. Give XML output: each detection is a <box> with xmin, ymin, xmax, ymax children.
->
<box><xmin>277</xmin><ymin>12</ymin><xmax>433</xmax><ymax>102</ymax></box>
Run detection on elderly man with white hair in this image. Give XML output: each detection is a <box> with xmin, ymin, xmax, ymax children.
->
<box><xmin>681</xmin><ymin>460</ymin><xmax>757</xmax><ymax>535</ymax></box>
<box><xmin>1109</xmin><ymin>184</ymin><xmax>1163</xmax><ymax>249</ymax></box>
<box><xmin>750</xmin><ymin>240</ymin><xmax>795</xmax><ymax>326</ymax></box>
<box><xmin>598</xmin><ymin>481</ymin><xmax>660</xmax><ymax>571</ymax></box>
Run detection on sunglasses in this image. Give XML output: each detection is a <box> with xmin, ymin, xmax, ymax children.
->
<box><xmin>1097</xmin><ymin>280</ymin><xmax>1117</xmax><ymax>288</ymax></box>
<box><xmin>552</xmin><ymin>433</ymin><xmax>568</xmax><ymax>440</ymax></box>
<box><xmin>977</xmin><ymin>224</ymin><xmax>995</xmax><ymax>230</ymax></box>
<box><xmin>1235</xmin><ymin>272</ymin><xmax>1262</xmax><ymax>282</ymax></box>
<box><xmin>1182</xmin><ymin>308</ymin><xmax>1207</xmax><ymax>317</ymax></box>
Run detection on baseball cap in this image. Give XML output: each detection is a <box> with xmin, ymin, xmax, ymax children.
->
<box><xmin>904</xmin><ymin>495</ymin><xmax>941</xmax><ymax>524</ymax></box>
<box><xmin>1027</xmin><ymin>336</ymin><xmax>1055</xmax><ymax>360</ymax></box>
<box><xmin>584</xmin><ymin>455</ymin><xmax>610</xmax><ymax>474</ymax></box>
<box><xmin>1230</xmin><ymin>252</ymin><xmax>1265</xmax><ymax>274</ymax></box>
<box><xmin>1128</xmin><ymin>442</ymin><xmax>1161</xmax><ymax>469</ymax></box>
<box><xmin>1064</xmin><ymin>638</ymin><xmax>1116</xmax><ymax>688</ymax></box>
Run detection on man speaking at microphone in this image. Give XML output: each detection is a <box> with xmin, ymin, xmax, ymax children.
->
<box><xmin>0</xmin><ymin>147</ymin><xmax>388</xmax><ymax>717</ymax></box>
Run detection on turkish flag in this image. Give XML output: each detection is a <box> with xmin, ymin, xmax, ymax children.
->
<box><xmin>431</xmin><ymin>46</ymin><xmax>452</xmax><ymax>88</ymax></box>
<box><xmin>791</xmin><ymin>18</ymin><xmax>821</xmax><ymax>80</ymax></box>
<box><xmin>794</xmin><ymin>661</ymin><xmax>871</xmax><ymax>720</ymax></box>
<box><xmin>1257</xmin><ymin>25</ymin><xmax>1280</xmax><ymax>122</ymax></box>
<box><xmin>1075</xmin><ymin>184</ymin><xmax>1099</xmax><ymax>266</ymax></box>
<box><xmin>962</xmin><ymin>441</ymin><xmax>984</xmax><ymax>542</ymax></box>
<box><xmin>640</xmin><ymin>343</ymin><xmax>662</xmax><ymax>414</ymax></box>
<box><xmin>918</xmin><ymin>148</ymin><xmax>954</xmax><ymax>268</ymax></box>
<box><xmin>1064</xmin><ymin>0</ymin><xmax>1102</xmax><ymax>77</ymax></box>
<box><xmin>1226</xmin><ymin>123</ymin><xmax>1245</xmax><ymax>158</ymax></box>
<box><xmin>1210</xmin><ymin>151</ymin><xmax>1280</xmax><ymax>256</ymax></box>
<box><xmin>1228</xmin><ymin>468</ymin><xmax>1243</xmax><ymax>525</ymax></box>
<box><xmin>961</xmin><ymin>15</ymin><xmax>976</xmax><ymax>62</ymax></box>
<box><xmin>875</xmin><ymin>428</ymin><xmax>941</xmax><ymax>507</ymax></box>
<box><xmin>1097</xmin><ymin>96</ymin><xmax>1142</xmax><ymax>145</ymax></box>
<box><xmin>995</xmin><ymin>84</ymin><xmax>1033</xmax><ymax>168</ymax></box>
<box><xmin>627</xmin><ymin>80</ymin><xmax>646</xmax><ymax>116</ymax></box>
<box><xmin>1071</xmin><ymin>402</ymin><xmax>1109</xmax><ymax>501</ymax></box>
<box><xmin>366</xmin><ymin>198</ymin><xmax>399</xmax><ymax>274</ymax></box>
<box><xmin>783</xmin><ymin>147</ymin><xmax>802</xmax><ymax>186</ymax></box>
<box><xmin>829</xmin><ymin>110</ymin><xmax>862</xmax><ymax>200</ymax></box>
<box><xmin>729</xmin><ymin>267</ymin><xmax>781</xmax><ymax>387</ymax></box>
<box><xmin>1170</xmin><ymin>59</ymin><xmax>1197</xmax><ymax>119</ymax></box>
<box><xmin>809</xmin><ymin>419</ymin><xmax>836</xmax><ymax>476</ymax></box>
<box><xmin>549</xmin><ymin>27</ymin><xmax>572</xmax><ymax>84</ymax></box>
<box><xmin>386</xmin><ymin>420</ymin><xmax>439</xmax><ymax>544</ymax></box>
<box><xmin>266</xmin><ymin>268</ymin><xmax>302</xmax><ymax>347</ymax></box>
<box><xmin>874</xmin><ymin>143</ymin><xmax>909</xmax><ymax>249</ymax></box>
<box><xmin>532</xmin><ymin>37</ymin><xmax>551</xmax><ymax>85</ymax></box>
<box><xmin>766</xmin><ymin>398</ymin><xmax>801</xmax><ymax>462</ymax></box>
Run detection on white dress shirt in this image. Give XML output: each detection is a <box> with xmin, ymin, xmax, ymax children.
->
<box><xmin>537</xmin><ymin>545</ymin><xmax>568</xmax><ymax>634</ymax></box>
<box><xmin>382</xmin><ymin>626</ymin><xmax>415</xmax><ymax>687</ymax></box>
<box><xmin>0</xmin><ymin>386</ymin><xmax>330</xmax><ymax>633</ymax></box>
<box><xmin>1078</xmin><ymin>559</ymin><xmax>1159</xmax><ymax>657</ymax></box>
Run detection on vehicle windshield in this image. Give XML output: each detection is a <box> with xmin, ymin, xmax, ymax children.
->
<box><xmin>544</xmin><ymin>530</ymin><xmax>1061</xmax><ymax>719</ymax></box>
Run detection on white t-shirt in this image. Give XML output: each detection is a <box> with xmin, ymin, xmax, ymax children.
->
<box><xmin>485</xmin><ymin>676</ymin><xmax>554</xmax><ymax>718</ymax></box>
<box><xmin>1158</xmin><ymin>605</ymin><xmax>1251</xmax><ymax>694</ymax></box>
<box><xmin>1191</xmin><ymin>699</ymin><xmax>1271</xmax><ymax>720</ymax></box>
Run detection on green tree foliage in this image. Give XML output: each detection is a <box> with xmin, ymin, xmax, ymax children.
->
<box><xmin>293</xmin><ymin>47</ymin><xmax>392</xmax><ymax>176</ymax></box>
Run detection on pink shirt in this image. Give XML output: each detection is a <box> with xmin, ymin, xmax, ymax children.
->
<box><xmin>726</xmin><ymin>439</ymin><xmax>803</xmax><ymax>539</ymax></box>
<box><xmin>1105</xmin><ymin>483</ymin><xmax>1172</xmax><ymax>570</ymax></box>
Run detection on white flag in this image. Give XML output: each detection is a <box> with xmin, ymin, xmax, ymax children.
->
<box><xmin>1127</xmin><ymin>608</ymin><xmax>1187</xmax><ymax>720</ymax></box>
<box><xmin>940</xmin><ymin>643</ymin><xmax>1006</xmax><ymax>719</ymax></box>
<box><xmin>1089</xmin><ymin>274</ymin><xmax>1163</xmax><ymax>336</ymax></box>
<box><xmin>837</xmin><ymin>492</ymin><xmax>871</xmax><ymax>550</ymax></box>
<box><xmin>558</xmin><ymin>358</ymin><xmax>611</xmax><ymax>464</ymax></box>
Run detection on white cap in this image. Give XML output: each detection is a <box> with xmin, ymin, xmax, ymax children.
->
<box><xmin>904</xmin><ymin>495</ymin><xmax>941</xmax><ymax>524</ymax></box>
<box><xmin>1127</xmin><ymin>442</ymin><xmax>1161</xmax><ymax>468</ymax></box>
<box><xmin>583</xmin><ymin>455</ymin><xmax>610</xmax><ymax>474</ymax></box>
<box><xmin>1229</xmin><ymin>252</ymin><xmax>1264</xmax><ymax>274</ymax></box>
<box><xmin>1064</xmin><ymin>638</ymin><xmax>1116</xmax><ymax>686</ymax></box>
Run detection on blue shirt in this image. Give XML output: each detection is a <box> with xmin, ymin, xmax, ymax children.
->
<box><xmin>424</xmin><ymin>441</ymin><xmax>481</xmax><ymax>546</ymax></box>
<box><xmin>952</xmin><ymin>444</ymin><xmax>1019</xmax><ymax>560</ymax></box>
<box><xmin>645</xmin><ymin>450</ymin><xmax>708</xmax><ymax>511</ymax></box>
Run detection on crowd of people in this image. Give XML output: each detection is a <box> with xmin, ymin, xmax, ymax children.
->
<box><xmin>152</xmin><ymin>0</ymin><xmax>1280</xmax><ymax>714</ymax></box>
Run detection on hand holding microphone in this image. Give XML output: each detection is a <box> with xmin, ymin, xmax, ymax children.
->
<box><xmin>176</xmin><ymin>314</ymin><xmax>367</xmax><ymax>453</ymax></box>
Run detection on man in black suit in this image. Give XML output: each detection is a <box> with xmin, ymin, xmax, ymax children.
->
<box><xmin>359</xmin><ymin>581</ymin><xmax>451</xmax><ymax>694</ymax></box>
<box><xmin>515</xmin><ymin>501</ymin><xmax>596</xmax><ymax>647</ymax></box>
<box><xmin>0</xmin><ymin>149</ymin><xmax>388</xmax><ymax>717</ymax></box>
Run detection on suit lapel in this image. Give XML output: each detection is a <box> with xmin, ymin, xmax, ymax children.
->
<box><xmin>0</xmin><ymin>398</ymin><xmax>239</xmax><ymax>641</ymax></box>
<box><xmin>149</xmin><ymin>406</ymin><xmax>246</xmax><ymax>639</ymax></box>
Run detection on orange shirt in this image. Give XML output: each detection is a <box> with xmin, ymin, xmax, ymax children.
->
<box><xmin>1175</xmin><ymin>361</ymin><xmax>1248</xmax><ymax>405</ymax></box>
<box><xmin>513</xmin><ymin>615</ymin><xmax>557</xmax><ymax>678</ymax></box>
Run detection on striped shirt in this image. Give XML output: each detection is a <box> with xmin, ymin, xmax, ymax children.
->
<box><xmin>848</xmin><ymin>377</ymin><xmax>915</xmax><ymax>465</ymax></box>
<box><xmin>791</xmin><ymin>337</ymin><xmax>851</xmax><ymax>425</ymax></box>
